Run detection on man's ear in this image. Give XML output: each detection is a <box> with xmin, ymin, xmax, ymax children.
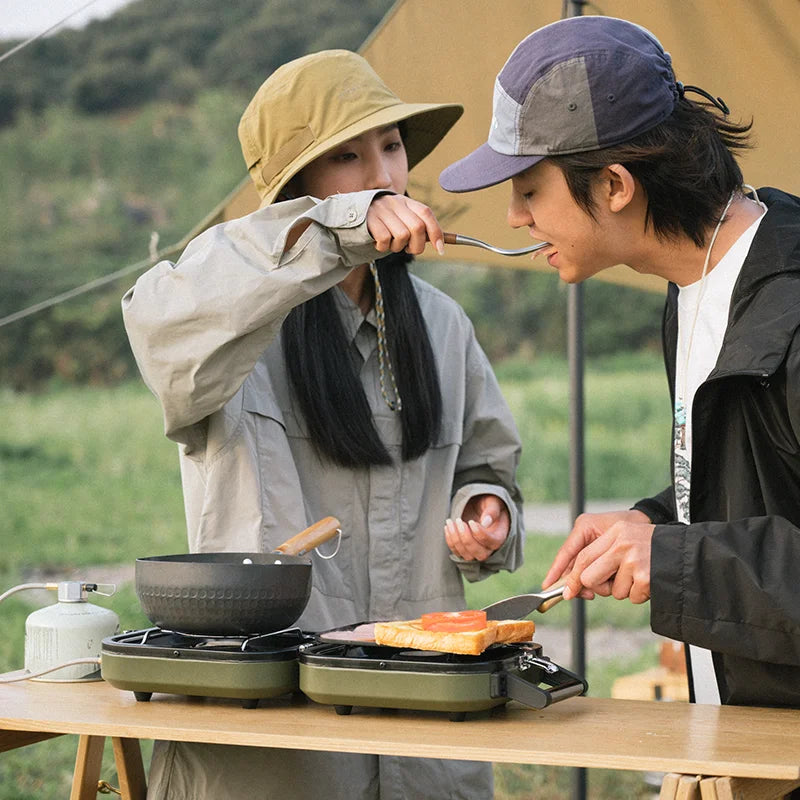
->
<box><xmin>603</xmin><ymin>163</ymin><xmax>636</xmax><ymax>213</ymax></box>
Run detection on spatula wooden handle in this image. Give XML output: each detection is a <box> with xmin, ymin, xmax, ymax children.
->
<box><xmin>274</xmin><ymin>516</ymin><xmax>342</xmax><ymax>556</ymax></box>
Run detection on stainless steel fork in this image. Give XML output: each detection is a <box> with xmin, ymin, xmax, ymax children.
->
<box><xmin>443</xmin><ymin>231</ymin><xmax>550</xmax><ymax>257</ymax></box>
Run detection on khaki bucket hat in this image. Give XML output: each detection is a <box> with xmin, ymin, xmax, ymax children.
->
<box><xmin>238</xmin><ymin>49</ymin><xmax>463</xmax><ymax>206</ymax></box>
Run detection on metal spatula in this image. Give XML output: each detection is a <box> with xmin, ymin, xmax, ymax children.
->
<box><xmin>481</xmin><ymin>580</ymin><xmax>567</xmax><ymax>620</ymax></box>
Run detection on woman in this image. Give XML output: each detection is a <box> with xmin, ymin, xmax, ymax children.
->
<box><xmin>123</xmin><ymin>49</ymin><xmax>524</xmax><ymax>800</ymax></box>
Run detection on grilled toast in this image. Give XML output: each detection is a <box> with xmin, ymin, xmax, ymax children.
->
<box><xmin>494</xmin><ymin>619</ymin><xmax>536</xmax><ymax>645</ymax></box>
<box><xmin>374</xmin><ymin>618</ymin><xmax>534</xmax><ymax>655</ymax></box>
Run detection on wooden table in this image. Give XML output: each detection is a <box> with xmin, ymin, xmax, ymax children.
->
<box><xmin>1</xmin><ymin>677</ymin><xmax>799</xmax><ymax>800</ymax></box>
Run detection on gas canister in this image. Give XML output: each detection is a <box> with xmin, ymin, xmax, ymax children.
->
<box><xmin>0</xmin><ymin>581</ymin><xmax>119</xmax><ymax>682</ymax></box>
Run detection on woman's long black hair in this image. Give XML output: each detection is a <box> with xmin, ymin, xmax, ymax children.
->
<box><xmin>281</xmin><ymin>251</ymin><xmax>442</xmax><ymax>467</ymax></box>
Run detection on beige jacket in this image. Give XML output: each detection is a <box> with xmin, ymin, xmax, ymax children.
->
<box><xmin>122</xmin><ymin>190</ymin><xmax>523</xmax><ymax>798</ymax></box>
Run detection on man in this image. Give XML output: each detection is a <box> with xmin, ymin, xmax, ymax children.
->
<box><xmin>440</xmin><ymin>15</ymin><xmax>800</xmax><ymax>709</ymax></box>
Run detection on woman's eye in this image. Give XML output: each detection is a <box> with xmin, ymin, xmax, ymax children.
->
<box><xmin>385</xmin><ymin>140</ymin><xmax>403</xmax><ymax>152</ymax></box>
<box><xmin>332</xmin><ymin>152</ymin><xmax>357</xmax><ymax>163</ymax></box>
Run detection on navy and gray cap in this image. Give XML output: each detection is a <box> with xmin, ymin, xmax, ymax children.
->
<box><xmin>440</xmin><ymin>16</ymin><xmax>680</xmax><ymax>193</ymax></box>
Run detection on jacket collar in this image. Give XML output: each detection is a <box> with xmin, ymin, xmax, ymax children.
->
<box><xmin>665</xmin><ymin>188</ymin><xmax>800</xmax><ymax>380</ymax></box>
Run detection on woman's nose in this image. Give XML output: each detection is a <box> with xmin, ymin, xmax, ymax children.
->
<box><xmin>366</xmin><ymin>155</ymin><xmax>393</xmax><ymax>190</ymax></box>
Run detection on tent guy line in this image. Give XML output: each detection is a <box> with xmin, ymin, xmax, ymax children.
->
<box><xmin>0</xmin><ymin>238</ymin><xmax>184</xmax><ymax>329</ymax></box>
<box><xmin>0</xmin><ymin>0</ymin><xmax>106</xmax><ymax>65</ymax></box>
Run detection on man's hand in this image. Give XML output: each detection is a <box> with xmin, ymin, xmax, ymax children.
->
<box><xmin>542</xmin><ymin>509</ymin><xmax>654</xmax><ymax>604</ymax></box>
<box><xmin>444</xmin><ymin>494</ymin><xmax>510</xmax><ymax>561</ymax></box>
<box><xmin>366</xmin><ymin>194</ymin><xmax>444</xmax><ymax>256</ymax></box>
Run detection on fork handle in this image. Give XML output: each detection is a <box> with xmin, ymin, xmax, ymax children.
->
<box><xmin>442</xmin><ymin>232</ymin><xmax>490</xmax><ymax>249</ymax></box>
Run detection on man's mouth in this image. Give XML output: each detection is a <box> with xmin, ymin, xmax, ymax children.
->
<box><xmin>532</xmin><ymin>244</ymin><xmax>557</xmax><ymax>265</ymax></box>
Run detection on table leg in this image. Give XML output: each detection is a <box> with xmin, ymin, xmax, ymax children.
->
<box><xmin>675</xmin><ymin>775</ymin><xmax>701</xmax><ymax>799</ymax></box>
<box><xmin>661</xmin><ymin>773</ymin><xmax>682</xmax><ymax>799</ymax></box>
<box><xmin>112</xmin><ymin>737</ymin><xmax>147</xmax><ymax>800</ymax></box>
<box><xmin>699</xmin><ymin>776</ymin><xmax>719</xmax><ymax>799</ymax></box>
<box><xmin>0</xmin><ymin>730</ymin><xmax>61</xmax><ymax>753</ymax></box>
<box><xmin>70</xmin><ymin>735</ymin><xmax>105</xmax><ymax>800</ymax></box>
<box><xmin>667</xmin><ymin>774</ymin><xmax>800</xmax><ymax>800</ymax></box>
<box><xmin>709</xmin><ymin>776</ymin><xmax>800</xmax><ymax>800</ymax></box>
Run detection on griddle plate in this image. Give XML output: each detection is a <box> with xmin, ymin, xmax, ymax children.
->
<box><xmin>298</xmin><ymin>639</ymin><xmax>586</xmax><ymax>720</ymax></box>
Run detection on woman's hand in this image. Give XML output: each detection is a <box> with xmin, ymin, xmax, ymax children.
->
<box><xmin>444</xmin><ymin>494</ymin><xmax>510</xmax><ymax>561</ymax></box>
<box><xmin>367</xmin><ymin>194</ymin><xmax>445</xmax><ymax>256</ymax></box>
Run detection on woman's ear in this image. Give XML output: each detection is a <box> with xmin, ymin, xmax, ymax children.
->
<box><xmin>603</xmin><ymin>163</ymin><xmax>636</xmax><ymax>213</ymax></box>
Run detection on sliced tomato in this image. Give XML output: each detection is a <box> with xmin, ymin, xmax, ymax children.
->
<box><xmin>420</xmin><ymin>609</ymin><xmax>487</xmax><ymax>632</ymax></box>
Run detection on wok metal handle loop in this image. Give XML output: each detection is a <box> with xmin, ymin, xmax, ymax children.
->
<box><xmin>313</xmin><ymin>529</ymin><xmax>342</xmax><ymax>560</ymax></box>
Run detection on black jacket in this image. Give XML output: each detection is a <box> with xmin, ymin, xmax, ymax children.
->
<box><xmin>635</xmin><ymin>188</ymin><xmax>800</xmax><ymax>707</ymax></box>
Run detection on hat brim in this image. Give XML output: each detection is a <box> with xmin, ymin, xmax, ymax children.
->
<box><xmin>439</xmin><ymin>143</ymin><xmax>544</xmax><ymax>193</ymax></box>
<box><xmin>263</xmin><ymin>102</ymin><xmax>463</xmax><ymax>206</ymax></box>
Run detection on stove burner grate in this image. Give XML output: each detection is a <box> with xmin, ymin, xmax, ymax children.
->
<box><xmin>133</xmin><ymin>626</ymin><xmax>307</xmax><ymax>653</ymax></box>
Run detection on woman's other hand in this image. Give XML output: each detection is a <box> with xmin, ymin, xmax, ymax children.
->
<box><xmin>367</xmin><ymin>194</ymin><xmax>445</xmax><ymax>256</ymax></box>
<box><xmin>444</xmin><ymin>494</ymin><xmax>510</xmax><ymax>561</ymax></box>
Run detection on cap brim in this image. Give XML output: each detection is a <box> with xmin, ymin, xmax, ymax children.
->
<box><xmin>439</xmin><ymin>143</ymin><xmax>544</xmax><ymax>193</ymax></box>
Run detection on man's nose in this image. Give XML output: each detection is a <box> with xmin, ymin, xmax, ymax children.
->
<box><xmin>507</xmin><ymin>192</ymin><xmax>532</xmax><ymax>229</ymax></box>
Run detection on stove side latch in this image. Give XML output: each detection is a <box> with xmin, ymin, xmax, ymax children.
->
<box><xmin>489</xmin><ymin>654</ymin><xmax>588</xmax><ymax>709</ymax></box>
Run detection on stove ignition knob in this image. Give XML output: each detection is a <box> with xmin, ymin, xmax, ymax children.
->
<box><xmin>378</xmin><ymin>661</ymin><xmax>388</xmax><ymax>669</ymax></box>
<box><xmin>172</xmin><ymin>650</ymin><xmax>181</xmax><ymax>658</ymax></box>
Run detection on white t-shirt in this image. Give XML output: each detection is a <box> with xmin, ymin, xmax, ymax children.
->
<box><xmin>673</xmin><ymin>207</ymin><xmax>766</xmax><ymax>704</ymax></box>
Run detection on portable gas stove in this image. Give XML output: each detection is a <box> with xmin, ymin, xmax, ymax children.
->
<box><xmin>101</xmin><ymin>627</ymin><xmax>314</xmax><ymax>708</ymax></box>
<box><xmin>299</xmin><ymin>629</ymin><xmax>587</xmax><ymax>722</ymax></box>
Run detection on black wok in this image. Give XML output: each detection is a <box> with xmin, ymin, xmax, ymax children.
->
<box><xmin>135</xmin><ymin>516</ymin><xmax>341</xmax><ymax>636</ymax></box>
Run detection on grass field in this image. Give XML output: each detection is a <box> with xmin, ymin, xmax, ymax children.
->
<box><xmin>0</xmin><ymin>355</ymin><xmax>671</xmax><ymax>798</ymax></box>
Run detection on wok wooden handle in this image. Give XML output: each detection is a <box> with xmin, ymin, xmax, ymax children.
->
<box><xmin>539</xmin><ymin>577</ymin><xmax>568</xmax><ymax>613</ymax></box>
<box><xmin>443</xmin><ymin>232</ymin><xmax>458</xmax><ymax>245</ymax></box>
<box><xmin>274</xmin><ymin>516</ymin><xmax>342</xmax><ymax>557</ymax></box>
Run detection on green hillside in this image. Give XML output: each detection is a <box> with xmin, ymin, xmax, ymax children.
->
<box><xmin>0</xmin><ymin>0</ymin><xmax>666</xmax><ymax>390</ymax></box>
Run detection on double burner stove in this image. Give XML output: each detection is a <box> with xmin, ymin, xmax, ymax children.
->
<box><xmin>101</xmin><ymin>626</ymin><xmax>587</xmax><ymax>719</ymax></box>
<box><xmin>101</xmin><ymin>627</ymin><xmax>313</xmax><ymax>708</ymax></box>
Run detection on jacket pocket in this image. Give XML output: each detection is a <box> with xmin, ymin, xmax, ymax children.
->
<box><xmin>242</xmin><ymin>384</ymin><xmax>287</xmax><ymax>430</ymax></box>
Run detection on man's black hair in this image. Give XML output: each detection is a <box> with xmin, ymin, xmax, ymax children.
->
<box><xmin>552</xmin><ymin>99</ymin><xmax>753</xmax><ymax>247</ymax></box>
<box><xmin>281</xmin><ymin>251</ymin><xmax>442</xmax><ymax>467</ymax></box>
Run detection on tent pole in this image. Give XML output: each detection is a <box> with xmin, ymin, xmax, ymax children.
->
<box><xmin>564</xmin><ymin>3</ymin><xmax>587</xmax><ymax>800</ymax></box>
<box><xmin>567</xmin><ymin>280</ymin><xmax>587</xmax><ymax>800</ymax></box>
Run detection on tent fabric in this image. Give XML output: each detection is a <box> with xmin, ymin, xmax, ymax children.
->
<box><xmin>192</xmin><ymin>0</ymin><xmax>800</xmax><ymax>292</ymax></box>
